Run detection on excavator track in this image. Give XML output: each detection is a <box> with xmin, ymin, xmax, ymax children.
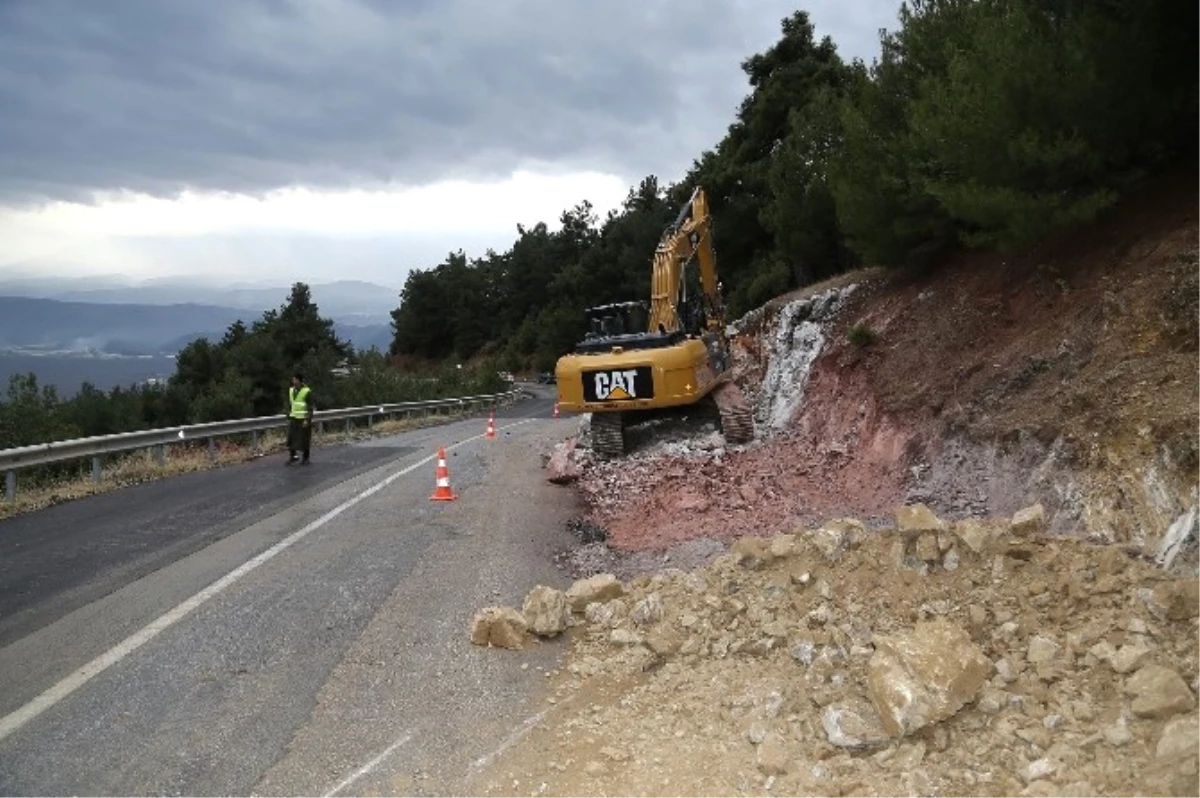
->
<box><xmin>590</xmin><ymin>411</ymin><xmax>627</xmax><ymax>458</ymax></box>
<box><xmin>712</xmin><ymin>381</ymin><xmax>755</xmax><ymax>444</ymax></box>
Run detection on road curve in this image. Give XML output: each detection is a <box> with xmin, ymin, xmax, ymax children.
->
<box><xmin>0</xmin><ymin>386</ymin><xmax>578</xmax><ymax>796</ymax></box>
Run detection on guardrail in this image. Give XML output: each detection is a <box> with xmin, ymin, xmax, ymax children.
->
<box><xmin>1</xmin><ymin>388</ymin><xmax>525</xmax><ymax>502</ymax></box>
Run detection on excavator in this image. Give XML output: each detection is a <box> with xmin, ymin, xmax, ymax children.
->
<box><xmin>554</xmin><ymin>185</ymin><xmax>755</xmax><ymax>457</ymax></box>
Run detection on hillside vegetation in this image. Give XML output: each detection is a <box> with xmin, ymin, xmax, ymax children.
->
<box><xmin>389</xmin><ymin>0</ymin><xmax>1196</xmax><ymax>371</ymax></box>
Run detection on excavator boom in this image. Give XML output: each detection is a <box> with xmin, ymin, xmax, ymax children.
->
<box><xmin>648</xmin><ymin>187</ymin><xmax>724</xmax><ymax>335</ymax></box>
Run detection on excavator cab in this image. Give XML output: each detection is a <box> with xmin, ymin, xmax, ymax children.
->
<box><xmin>584</xmin><ymin>301</ymin><xmax>647</xmax><ymax>339</ymax></box>
<box><xmin>574</xmin><ymin>301</ymin><xmax>684</xmax><ymax>355</ymax></box>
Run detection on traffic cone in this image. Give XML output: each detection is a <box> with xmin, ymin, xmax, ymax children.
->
<box><xmin>430</xmin><ymin>446</ymin><xmax>457</xmax><ymax>501</ymax></box>
<box><xmin>485</xmin><ymin>413</ymin><xmax>496</xmax><ymax>439</ymax></box>
<box><xmin>553</xmin><ymin>401</ymin><xmax>560</xmax><ymax>418</ymax></box>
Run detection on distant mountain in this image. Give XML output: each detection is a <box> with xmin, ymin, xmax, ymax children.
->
<box><xmin>0</xmin><ymin>296</ymin><xmax>395</xmax><ymax>356</ymax></box>
<box><xmin>0</xmin><ymin>297</ymin><xmax>251</xmax><ymax>355</ymax></box>
<box><xmin>0</xmin><ymin>276</ymin><xmax>401</xmax><ymax>323</ymax></box>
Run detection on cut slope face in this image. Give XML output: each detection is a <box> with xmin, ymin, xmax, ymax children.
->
<box><xmin>573</xmin><ymin>170</ymin><xmax>1198</xmax><ymax>566</ymax></box>
<box><xmin>750</xmin><ymin>284</ymin><xmax>859</xmax><ymax>432</ymax></box>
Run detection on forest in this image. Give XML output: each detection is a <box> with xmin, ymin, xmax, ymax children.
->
<box><xmin>389</xmin><ymin>0</ymin><xmax>1197</xmax><ymax>371</ymax></box>
<box><xmin>1</xmin><ymin>0</ymin><xmax>1195</xmax><ymax>449</ymax></box>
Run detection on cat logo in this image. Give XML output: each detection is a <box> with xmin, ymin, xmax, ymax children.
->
<box><xmin>594</xmin><ymin>369</ymin><xmax>639</xmax><ymax>401</ymax></box>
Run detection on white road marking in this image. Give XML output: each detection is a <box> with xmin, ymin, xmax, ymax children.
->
<box><xmin>469</xmin><ymin>708</ymin><xmax>552</xmax><ymax>772</ymax></box>
<box><xmin>323</xmin><ymin>732</ymin><xmax>414</xmax><ymax>797</ymax></box>
<box><xmin>0</xmin><ymin>417</ymin><xmax>536</xmax><ymax>744</ymax></box>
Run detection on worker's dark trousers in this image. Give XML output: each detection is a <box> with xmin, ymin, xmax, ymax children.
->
<box><xmin>288</xmin><ymin>418</ymin><xmax>312</xmax><ymax>461</ymax></box>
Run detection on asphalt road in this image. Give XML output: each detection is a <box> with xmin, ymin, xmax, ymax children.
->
<box><xmin>0</xmin><ymin>385</ymin><xmax>579</xmax><ymax>796</ymax></box>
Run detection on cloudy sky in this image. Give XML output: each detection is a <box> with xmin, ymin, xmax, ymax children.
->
<box><xmin>0</xmin><ymin>0</ymin><xmax>900</xmax><ymax>290</ymax></box>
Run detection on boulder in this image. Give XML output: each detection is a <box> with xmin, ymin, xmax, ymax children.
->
<box><xmin>522</xmin><ymin>585</ymin><xmax>571</xmax><ymax>637</ymax></box>
<box><xmin>470</xmin><ymin>607</ymin><xmax>528</xmax><ymax>650</ymax></box>
<box><xmin>895</xmin><ymin>503</ymin><xmax>947</xmax><ymax>536</ymax></box>
<box><xmin>808</xmin><ymin>518</ymin><xmax>865</xmax><ymax>562</ymax></box>
<box><xmin>1125</xmin><ymin>664</ymin><xmax>1196</xmax><ymax>719</ymax></box>
<box><xmin>566</xmin><ymin>573</ymin><xmax>625</xmax><ymax>613</ymax></box>
<box><xmin>1147</xmin><ymin>579</ymin><xmax>1200</xmax><ymax>621</ymax></box>
<box><xmin>1156</xmin><ymin>714</ymin><xmax>1199</xmax><ymax>760</ymax></box>
<box><xmin>952</xmin><ymin>518</ymin><xmax>993</xmax><ymax>554</ymax></box>
<box><xmin>867</xmin><ymin>618</ymin><xmax>992</xmax><ymax>737</ymax></box>
<box><xmin>546</xmin><ymin>437</ymin><xmax>582</xmax><ymax>484</ymax></box>
<box><xmin>1010</xmin><ymin>503</ymin><xmax>1047</xmax><ymax>536</ymax></box>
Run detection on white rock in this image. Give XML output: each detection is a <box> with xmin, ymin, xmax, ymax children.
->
<box><xmin>822</xmin><ymin>698</ymin><xmax>889</xmax><ymax>749</ymax></box>
<box><xmin>1021</xmin><ymin>758</ymin><xmax>1056</xmax><ymax>784</ymax></box>
<box><xmin>632</xmin><ymin>593</ymin><xmax>664</xmax><ymax>626</ymax></box>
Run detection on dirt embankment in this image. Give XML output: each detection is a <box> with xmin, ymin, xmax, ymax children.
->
<box><xmin>569</xmin><ymin>169</ymin><xmax>1198</xmax><ymax>568</ymax></box>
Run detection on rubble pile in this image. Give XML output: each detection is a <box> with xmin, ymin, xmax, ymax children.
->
<box><xmin>573</xmin><ymin>424</ymin><xmax>906</xmax><ymax>551</ymax></box>
<box><xmin>471</xmin><ymin>504</ymin><xmax>1200</xmax><ymax>797</ymax></box>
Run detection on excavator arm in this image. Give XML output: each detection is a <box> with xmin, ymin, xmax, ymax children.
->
<box><xmin>647</xmin><ymin>187</ymin><xmax>725</xmax><ymax>335</ymax></box>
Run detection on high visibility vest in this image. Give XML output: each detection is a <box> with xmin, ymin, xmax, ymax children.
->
<box><xmin>288</xmin><ymin>385</ymin><xmax>311</xmax><ymax>419</ymax></box>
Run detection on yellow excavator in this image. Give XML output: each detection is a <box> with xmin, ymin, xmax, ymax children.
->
<box><xmin>554</xmin><ymin>186</ymin><xmax>754</xmax><ymax>457</ymax></box>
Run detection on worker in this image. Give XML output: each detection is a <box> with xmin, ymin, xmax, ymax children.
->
<box><xmin>286</xmin><ymin>371</ymin><xmax>314</xmax><ymax>465</ymax></box>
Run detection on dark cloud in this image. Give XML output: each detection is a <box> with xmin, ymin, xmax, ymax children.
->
<box><xmin>0</xmin><ymin>0</ymin><xmax>897</xmax><ymax>207</ymax></box>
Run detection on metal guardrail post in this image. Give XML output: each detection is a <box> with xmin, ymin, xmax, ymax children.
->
<box><xmin>155</xmin><ymin>445</ymin><xmax>166</xmax><ymax>465</ymax></box>
<box><xmin>5</xmin><ymin>471</ymin><xmax>14</xmax><ymax>503</ymax></box>
<box><xmin>251</xmin><ymin>430</ymin><xmax>259</xmax><ymax>454</ymax></box>
<box><xmin>91</xmin><ymin>456</ymin><xmax>102</xmax><ymax>483</ymax></box>
<box><xmin>207</xmin><ymin>437</ymin><xmax>215</xmax><ymax>460</ymax></box>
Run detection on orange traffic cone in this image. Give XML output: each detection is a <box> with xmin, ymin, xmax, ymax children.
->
<box><xmin>430</xmin><ymin>446</ymin><xmax>457</xmax><ymax>501</ymax></box>
<box><xmin>485</xmin><ymin>413</ymin><xmax>496</xmax><ymax>439</ymax></box>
